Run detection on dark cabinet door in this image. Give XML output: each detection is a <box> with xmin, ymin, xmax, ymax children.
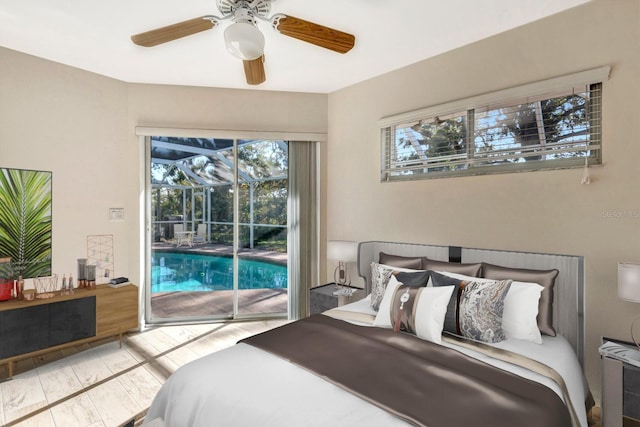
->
<box><xmin>0</xmin><ymin>306</ymin><xmax>49</xmax><ymax>358</ymax></box>
<box><xmin>49</xmin><ymin>298</ymin><xmax>96</xmax><ymax>347</ymax></box>
<box><xmin>0</xmin><ymin>297</ymin><xmax>96</xmax><ymax>359</ymax></box>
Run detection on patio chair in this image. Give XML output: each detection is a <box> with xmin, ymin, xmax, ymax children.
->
<box><xmin>192</xmin><ymin>224</ymin><xmax>207</xmax><ymax>244</ymax></box>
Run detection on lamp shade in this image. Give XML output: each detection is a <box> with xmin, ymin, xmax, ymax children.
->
<box><xmin>327</xmin><ymin>240</ymin><xmax>358</xmax><ymax>263</ymax></box>
<box><xmin>618</xmin><ymin>262</ymin><xmax>640</xmax><ymax>303</ymax></box>
<box><xmin>224</xmin><ymin>22</ymin><xmax>265</xmax><ymax>60</ymax></box>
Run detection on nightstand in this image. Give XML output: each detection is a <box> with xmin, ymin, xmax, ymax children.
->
<box><xmin>309</xmin><ymin>283</ymin><xmax>365</xmax><ymax>315</ymax></box>
<box><xmin>601</xmin><ymin>337</ymin><xmax>640</xmax><ymax>427</ymax></box>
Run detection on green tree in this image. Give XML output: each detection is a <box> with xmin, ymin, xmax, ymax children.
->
<box><xmin>400</xmin><ymin>117</ymin><xmax>466</xmax><ymax>172</ymax></box>
<box><xmin>494</xmin><ymin>90</ymin><xmax>592</xmax><ymax>162</ymax></box>
<box><xmin>151</xmin><ymin>138</ymin><xmax>288</xmax><ymax>250</ymax></box>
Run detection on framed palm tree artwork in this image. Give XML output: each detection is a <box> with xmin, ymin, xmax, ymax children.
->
<box><xmin>0</xmin><ymin>167</ymin><xmax>52</xmax><ymax>279</ymax></box>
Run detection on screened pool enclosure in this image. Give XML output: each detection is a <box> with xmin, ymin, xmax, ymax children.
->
<box><xmin>147</xmin><ymin>136</ymin><xmax>289</xmax><ymax>323</ymax></box>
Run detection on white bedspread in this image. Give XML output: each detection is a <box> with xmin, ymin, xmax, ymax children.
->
<box><xmin>144</xmin><ymin>296</ymin><xmax>589</xmax><ymax>427</ymax></box>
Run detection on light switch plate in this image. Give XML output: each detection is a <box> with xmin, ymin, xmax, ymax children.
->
<box><xmin>109</xmin><ymin>208</ymin><xmax>125</xmax><ymax>222</ymax></box>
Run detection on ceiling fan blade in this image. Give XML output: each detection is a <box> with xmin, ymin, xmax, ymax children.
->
<box><xmin>131</xmin><ymin>16</ymin><xmax>216</xmax><ymax>47</ymax></box>
<box><xmin>274</xmin><ymin>15</ymin><xmax>355</xmax><ymax>54</ymax></box>
<box><xmin>243</xmin><ymin>55</ymin><xmax>266</xmax><ymax>85</ymax></box>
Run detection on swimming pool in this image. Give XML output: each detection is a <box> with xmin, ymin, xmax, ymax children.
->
<box><xmin>151</xmin><ymin>252</ymin><xmax>287</xmax><ymax>293</ymax></box>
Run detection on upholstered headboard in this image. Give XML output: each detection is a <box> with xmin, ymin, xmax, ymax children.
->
<box><xmin>357</xmin><ymin>241</ymin><xmax>585</xmax><ymax>364</ymax></box>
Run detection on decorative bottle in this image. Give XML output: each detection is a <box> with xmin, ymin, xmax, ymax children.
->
<box><xmin>17</xmin><ymin>275</ymin><xmax>24</xmax><ymax>300</ymax></box>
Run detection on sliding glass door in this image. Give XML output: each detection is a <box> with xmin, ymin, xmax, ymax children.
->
<box><xmin>146</xmin><ymin>136</ymin><xmax>288</xmax><ymax>323</ymax></box>
<box><xmin>236</xmin><ymin>140</ymin><xmax>288</xmax><ymax>316</ymax></box>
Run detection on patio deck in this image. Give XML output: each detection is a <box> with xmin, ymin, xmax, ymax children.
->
<box><xmin>151</xmin><ymin>289</ymin><xmax>288</xmax><ymax>318</ymax></box>
<box><xmin>150</xmin><ymin>243</ymin><xmax>288</xmax><ymax>319</ymax></box>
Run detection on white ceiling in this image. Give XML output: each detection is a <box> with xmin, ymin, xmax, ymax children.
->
<box><xmin>0</xmin><ymin>0</ymin><xmax>591</xmax><ymax>94</ymax></box>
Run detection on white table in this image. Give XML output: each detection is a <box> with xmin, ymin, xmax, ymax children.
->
<box><xmin>175</xmin><ymin>231</ymin><xmax>194</xmax><ymax>247</ymax></box>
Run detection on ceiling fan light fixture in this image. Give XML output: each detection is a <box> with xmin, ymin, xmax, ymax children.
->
<box><xmin>224</xmin><ymin>22</ymin><xmax>265</xmax><ymax>60</ymax></box>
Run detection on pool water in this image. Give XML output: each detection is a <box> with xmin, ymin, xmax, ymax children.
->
<box><xmin>151</xmin><ymin>252</ymin><xmax>287</xmax><ymax>293</ymax></box>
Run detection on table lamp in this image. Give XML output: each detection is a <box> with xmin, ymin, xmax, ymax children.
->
<box><xmin>327</xmin><ymin>240</ymin><xmax>358</xmax><ymax>288</ymax></box>
<box><xmin>618</xmin><ymin>262</ymin><xmax>640</xmax><ymax>347</ymax></box>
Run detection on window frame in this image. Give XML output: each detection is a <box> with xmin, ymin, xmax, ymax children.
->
<box><xmin>380</xmin><ymin>66</ymin><xmax>610</xmax><ymax>182</ymax></box>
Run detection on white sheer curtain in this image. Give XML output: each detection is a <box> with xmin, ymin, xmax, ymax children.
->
<box><xmin>287</xmin><ymin>141</ymin><xmax>319</xmax><ymax>320</ymax></box>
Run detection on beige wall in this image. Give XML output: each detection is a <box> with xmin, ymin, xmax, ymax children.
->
<box><xmin>0</xmin><ymin>46</ymin><xmax>133</xmax><ymax>287</ymax></box>
<box><xmin>0</xmin><ymin>46</ymin><xmax>327</xmax><ymax>295</ymax></box>
<box><xmin>326</xmin><ymin>0</ymin><xmax>640</xmax><ymax>402</ymax></box>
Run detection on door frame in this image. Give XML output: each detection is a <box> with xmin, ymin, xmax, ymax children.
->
<box><xmin>137</xmin><ymin>128</ymin><xmax>325</xmax><ymax>327</ymax></box>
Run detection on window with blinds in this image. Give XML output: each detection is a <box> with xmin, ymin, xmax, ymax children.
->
<box><xmin>380</xmin><ymin>67</ymin><xmax>608</xmax><ymax>181</ymax></box>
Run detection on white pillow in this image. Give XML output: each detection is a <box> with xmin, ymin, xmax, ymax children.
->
<box><xmin>501</xmin><ymin>281</ymin><xmax>544</xmax><ymax>343</ymax></box>
<box><xmin>373</xmin><ymin>275</ymin><xmax>454</xmax><ymax>344</ymax></box>
<box><xmin>413</xmin><ymin>286</ymin><xmax>455</xmax><ymax>343</ymax></box>
<box><xmin>434</xmin><ymin>271</ymin><xmax>544</xmax><ymax>344</ymax></box>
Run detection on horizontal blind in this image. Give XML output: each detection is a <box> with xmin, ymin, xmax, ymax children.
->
<box><xmin>470</xmin><ymin>84</ymin><xmax>601</xmax><ymax>165</ymax></box>
<box><xmin>378</xmin><ymin>66</ymin><xmax>609</xmax><ymax>128</ymax></box>
<box><xmin>381</xmin><ymin>67</ymin><xmax>607</xmax><ymax>181</ymax></box>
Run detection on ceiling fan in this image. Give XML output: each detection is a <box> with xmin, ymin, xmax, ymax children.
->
<box><xmin>131</xmin><ymin>0</ymin><xmax>356</xmax><ymax>85</ymax></box>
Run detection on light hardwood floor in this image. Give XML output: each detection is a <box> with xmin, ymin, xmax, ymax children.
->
<box><xmin>0</xmin><ymin>319</ymin><xmax>287</xmax><ymax>426</ymax></box>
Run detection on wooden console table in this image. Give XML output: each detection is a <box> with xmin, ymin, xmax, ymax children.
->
<box><xmin>0</xmin><ymin>283</ymin><xmax>138</xmax><ymax>378</ymax></box>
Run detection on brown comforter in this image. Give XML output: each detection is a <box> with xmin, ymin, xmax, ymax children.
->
<box><xmin>242</xmin><ymin>314</ymin><xmax>572</xmax><ymax>427</ymax></box>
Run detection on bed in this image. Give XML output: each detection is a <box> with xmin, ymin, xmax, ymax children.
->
<box><xmin>143</xmin><ymin>241</ymin><xmax>592</xmax><ymax>427</ymax></box>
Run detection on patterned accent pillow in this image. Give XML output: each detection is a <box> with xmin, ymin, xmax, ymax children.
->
<box><xmin>433</xmin><ymin>271</ymin><xmax>544</xmax><ymax>344</ymax></box>
<box><xmin>370</xmin><ymin>263</ymin><xmax>396</xmax><ymax>311</ymax></box>
<box><xmin>458</xmin><ymin>279</ymin><xmax>512</xmax><ymax>343</ymax></box>
<box><xmin>481</xmin><ymin>263</ymin><xmax>559</xmax><ymax>336</ymax></box>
